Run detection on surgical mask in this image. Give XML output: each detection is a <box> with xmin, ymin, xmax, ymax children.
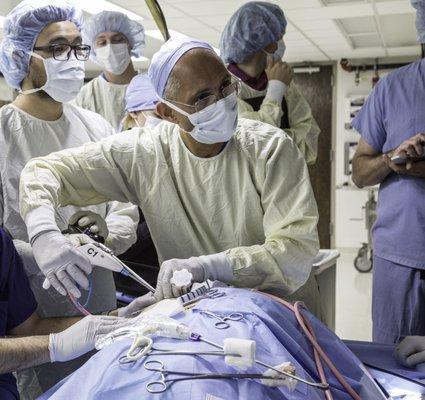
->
<box><xmin>20</xmin><ymin>52</ymin><xmax>85</xmax><ymax>103</ymax></box>
<box><xmin>263</xmin><ymin>40</ymin><xmax>286</xmax><ymax>61</ymax></box>
<box><xmin>95</xmin><ymin>43</ymin><xmax>131</xmax><ymax>75</ymax></box>
<box><xmin>161</xmin><ymin>92</ymin><xmax>238</xmax><ymax>144</ymax></box>
<box><xmin>143</xmin><ymin>114</ymin><xmax>163</xmax><ymax>129</ymax></box>
<box><xmin>275</xmin><ymin>40</ymin><xmax>286</xmax><ymax>60</ymax></box>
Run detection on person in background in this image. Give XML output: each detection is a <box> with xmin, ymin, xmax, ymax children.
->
<box><xmin>74</xmin><ymin>11</ymin><xmax>145</xmax><ymax>130</ymax></box>
<box><xmin>219</xmin><ymin>1</ymin><xmax>320</xmax><ymax>165</ymax></box>
<box><xmin>18</xmin><ymin>37</ymin><xmax>321</xmax><ymax>320</ymax></box>
<box><xmin>0</xmin><ymin>1</ymin><xmax>139</xmax><ymax>397</ymax></box>
<box><xmin>351</xmin><ymin>0</ymin><xmax>425</xmax><ymax>345</ymax></box>
<box><xmin>121</xmin><ymin>73</ymin><xmax>163</xmax><ymax>131</ymax></box>
<box><xmin>0</xmin><ymin>227</ymin><xmax>155</xmax><ymax>400</ymax></box>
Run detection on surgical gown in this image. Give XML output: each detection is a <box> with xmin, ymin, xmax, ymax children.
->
<box><xmin>20</xmin><ymin>118</ymin><xmax>319</xmax><ymax>300</ymax></box>
<box><xmin>237</xmin><ymin>80</ymin><xmax>320</xmax><ymax>165</ymax></box>
<box><xmin>74</xmin><ymin>75</ymin><xmax>128</xmax><ymax>130</ymax></box>
<box><xmin>0</xmin><ymin>103</ymin><xmax>138</xmax><ymax>398</ymax></box>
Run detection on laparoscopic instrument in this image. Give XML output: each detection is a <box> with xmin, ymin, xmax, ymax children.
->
<box><xmin>113</xmin><ymin>320</ymin><xmax>329</xmax><ymax>391</ymax></box>
<box><xmin>143</xmin><ymin>359</ymin><xmax>290</xmax><ymax>394</ymax></box>
<box><xmin>65</xmin><ymin>224</ymin><xmax>155</xmax><ymax>315</ymax></box>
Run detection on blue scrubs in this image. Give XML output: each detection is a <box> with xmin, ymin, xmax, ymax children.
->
<box><xmin>0</xmin><ymin>228</ymin><xmax>38</xmax><ymax>399</ymax></box>
<box><xmin>352</xmin><ymin>59</ymin><xmax>425</xmax><ymax>344</ymax></box>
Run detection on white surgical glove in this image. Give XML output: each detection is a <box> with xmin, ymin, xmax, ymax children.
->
<box><xmin>68</xmin><ymin>211</ymin><xmax>109</xmax><ymax>240</ymax></box>
<box><xmin>395</xmin><ymin>336</ymin><xmax>425</xmax><ymax>367</ymax></box>
<box><xmin>32</xmin><ymin>231</ymin><xmax>93</xmax><ymax>298</ymax></box>
<box><xmin>117</xmin><ymin>292</ymin><xmax>157</xmax><ymax>317</ymax></box>
<box><xmin>48</xmin><ymin>315</ymin><xmax>126</xmax><ymax>362</ymax></box>
<box><xmin>155</xmin><ymin>252</ymin><xmax>234</xmax><ymax>300</ymax></box>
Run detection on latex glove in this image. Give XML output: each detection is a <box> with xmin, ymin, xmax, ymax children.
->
<box><xmin>265</xmin><ymin>58</ymin><xmax>294</xmax><ymax>86</ymax></box>
<box><xmin>117</xmin><ymin>292</ymin><xmax>157</xmax><ymax>317</ymax></box>
<box><xmin>68</xmin><ymin>211</ymin><xmax>109</xmax><ymax>240</ymax></box>
<box><xmin>394</xmin><ymin>336</ymin><xmax>425</xmax><ymax>367</ymax></box>
<box><xmin>32</xmin><ymin>231</ymin><xmax>93</xmax><ymax>298</ymax></box>
<box><xmin>155</xmin><ymin>252</ymin><xmax>233</xmax><ymax>300</ymax></box>
<box><xmin>49</xmin><ymin>315</ymin><xmax>126</xmax><ymax>362</ymax></box>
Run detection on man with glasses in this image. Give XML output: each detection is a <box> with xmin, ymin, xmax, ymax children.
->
<box><xmin>74</xmin><ymin>11</ymin><xmax>145</xmax><ymax>130</ymax></box>
<box><xmin>19</xmin><ymin>37</ymin><xmax>320</xmax><ymax>314</ymax></box>
<box><xmin>0</xmin><ymin>1</ymin><xmax>138</xmax><ymax>397</ymax></box>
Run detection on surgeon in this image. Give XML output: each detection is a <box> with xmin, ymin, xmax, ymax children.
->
<box><xmin>0</xmin><ymin>0</ymin><xmax>139</xmax><ymax>396</ymax></box>
<box><xmin>19</xmin><ymin>37</ymin><xmax>320</xmax><ymax>318</ymax></box>
<box><xmin>121</xmin><ymin>73</ymin><xmax>163</xmax><ymax>131</ymax></box>
<box><xmin>219</xmin><ymin>2</ymin><xmax>320</xmax><ymax>165</ymax></box>
<box><xmin>351</xmin><ymin>0</ymin><xmax>425</xmax><ymax>344</ymax></box>
<box><xmin>0</xmin><ymin>226</ymin><xmax>154</xmax><ymax>400</ymax></box>
<box><xmin>74</xmin><ymin>11</ymin><xmax>145</xmax><ymax>130</ymax></box>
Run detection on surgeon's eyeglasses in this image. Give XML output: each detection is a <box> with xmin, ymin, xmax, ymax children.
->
<box><xmin>33</xmin><ymin>44</ymin><xmax>91</xmax><ymax>61</ymax></box>
<box><xmin>169</xmin><ymin>81</ymin><xmax>241</xmax><ymax>113</ymax></box>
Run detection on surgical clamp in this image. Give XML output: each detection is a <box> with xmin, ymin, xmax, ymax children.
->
<box><xmin>199</xmin><ymin>310</ymin><xmax>244</xmax><ymax>329</ymax></box>
<box><xmin>144</xmin><ymin>359</ymin><xmax>289</xmax><ymax>394</ymax></box>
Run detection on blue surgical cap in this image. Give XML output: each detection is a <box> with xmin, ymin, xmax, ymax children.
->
<box><xmin>0</xmin><ymin>0</ymin><xmax>83</xmax><ymax>90</ymax></box>
<box><xmin>219</xmin><ymin>1</ymin><xmax>287</xmax><ymax>64</ymax></box>
<box><xmin>82</xmin><ymin>11</ymin><xmax>145</xmax><ymax>58</ymax></box>
<box><xmin>125</xmin><ymin>74</ymin><xmax>158</xmax><ymax>112</ymax></box>
<box><xmin>148</xmin><ymin>37</ymin><xmax>214</xmax><ymax>98</ymax></box>
<box><xmin>411</xmin><ymin>0</ymin><xmax>425</xmax><ymax>43</ymax></box>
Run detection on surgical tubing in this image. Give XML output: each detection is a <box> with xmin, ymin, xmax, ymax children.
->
<box><xmin>258</xmin><ymin>291</ymin><xmax>361</xmax><ymax>400</ymax></box>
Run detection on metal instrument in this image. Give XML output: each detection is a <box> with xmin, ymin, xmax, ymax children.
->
<box><xmin>143</xmin><ymin>359</ymin><xmax>288</xmax><ymax>394</ymax></box>
<box><xmin>200</xmin><ymin>310</ymin><xmax>244</xmax><ymax>329</ymax></box>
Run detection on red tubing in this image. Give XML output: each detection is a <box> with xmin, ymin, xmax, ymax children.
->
<box><xmin>258</xmin><ymin>291</ymin><xmax>361</xmax><ymax>400</ymax></box>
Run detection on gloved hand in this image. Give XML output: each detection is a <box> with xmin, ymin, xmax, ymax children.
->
<box><xmin>155</xmin><ymin>252</ymin><xmax>234</xmax><ymax>300</ymax></box>
<box><xmin>32</xmin><ymin>231</ymin><xmax>93</xmax><ymax>298</ymax></box>
<box><xmin>48</xmin><ymin>315</ymin><xmax>126</xmax><ymax>362</ymax></box>
<box><xmin>68</xmin><ymin>211</ymin><xmax>109</xmax><ymax>240</ymax></box>
<box><xmin>394</xmin><ymin>336</ymin><xmax>425</xmax><ymax>367</ymax></box>
<box><xmin>117</xmin><ymin>292</ymin><xmax>157</xmax><ymax>317</ymax></box>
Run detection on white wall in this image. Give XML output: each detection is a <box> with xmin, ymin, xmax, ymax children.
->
<box><xmin>333</xmin><ymin>64</ymin><xmax>393</xmax><ymax>249</ymax></box>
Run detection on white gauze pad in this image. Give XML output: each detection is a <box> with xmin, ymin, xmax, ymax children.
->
<box><xmin>223</xmin><ymin>338</ymin><xmax>256</xmax><ymax>370</ymax></box>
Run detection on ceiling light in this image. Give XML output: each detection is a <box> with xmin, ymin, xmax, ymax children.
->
<box><xmin>72</xmin><ymin>0</ymin><xmax>143</xmax><ymax>21</ymax></box>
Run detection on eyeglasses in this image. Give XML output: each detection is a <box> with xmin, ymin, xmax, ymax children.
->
<box><xmin>33</xmin><ymin>44</ymin><xmax>91</xmax><ymax>61</ymax></box>
<box><xmin>168</xmin><ymin>81</ymin><xmax>241</xmax><ymax>113</ymax></box>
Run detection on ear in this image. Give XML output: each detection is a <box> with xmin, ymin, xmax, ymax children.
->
<box><xmin>156</xmin><ymin>102</ymin><xmax>179</xmax><ymax>124</ymax></box>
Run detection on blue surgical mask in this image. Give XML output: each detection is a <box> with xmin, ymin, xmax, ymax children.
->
<box><xmin>263</xmin><ymin>40</ymin><xmax>286</xmax><ymax>61</ymax></box>
<box><xmin>275</xmin><ymin>40</ymin><xmax>286</xmax><ymax>60</ymax></box>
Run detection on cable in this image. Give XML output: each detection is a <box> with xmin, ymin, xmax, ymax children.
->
<box><xmin>257</xmin><ymin>291</ymin><xmax>361</xmax><ymax>400</ymax></box>
<box><xmin>68</xmin><ymin>278</ymin><xmax>93</xmax><ymax>316</ymax></box>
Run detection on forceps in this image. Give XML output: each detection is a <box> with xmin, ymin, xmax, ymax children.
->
<box><xmin>144</xmin><ymin>360</ymin><xmax>287</xmax><ymax>394</ymax></box>
<box><xmin>200</xmin><ymin>310</ymin><xmax>244</xmax><ymax>329</ymax></box>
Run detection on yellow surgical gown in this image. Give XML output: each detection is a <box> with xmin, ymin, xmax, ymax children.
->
<box><xmin>237</xmin><ymin>81</ymin><xmax>320</xmax><ymax>165</ymax></box>
<box><xmin>20</xmin><ymin>118</ymin><xmax>319</xmax><ymax>297</ymax></box>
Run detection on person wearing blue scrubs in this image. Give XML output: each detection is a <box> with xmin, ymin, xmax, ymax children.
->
<box><xmin>0</xmin><ymin>227</ymin><xmax>126</xmax><ymax>399</ymax></box>
<box><xmin>351</xmin><ymin>58</ymin><xmax>425</xmax><ymax>344</ymax></box>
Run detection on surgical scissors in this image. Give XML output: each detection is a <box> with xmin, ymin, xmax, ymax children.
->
<box><xmin>144</xmin><ymin>360</ymin><xmax>288</xmax><ymax>394</ymax></box>
<box><xmin>200</xmin><ymin>310</ymin><xmax>244</xmax><ymax>329</ymax></box>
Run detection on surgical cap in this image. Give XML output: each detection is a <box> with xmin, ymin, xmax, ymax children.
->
<box><xmin>148</xmin><ymin>37</ymin><xmax>214</xmax><ymax>98</ymax></box>
<box><xmin>125</xmin><ymin>74</ymin><xmax>158</xmax><ymax>112</ymax></box>
<box><xmin>219</xmin><ymin>1</ymin><xmax>287</xmax><ymax>64</ymax></box>
<box><xmin>82</xmin><ymin>11</ymin><xmax>145</xmax><ymax>58</ymax></box>
<box><xmin>0</xmin><ymin>0</ymin><xmax>83</xmax><ymax>90</ymax></box>
<box><xmin>411</xmin><ymin>0</ymin><xmax>425</xmax><ymax>43</ymax></box>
